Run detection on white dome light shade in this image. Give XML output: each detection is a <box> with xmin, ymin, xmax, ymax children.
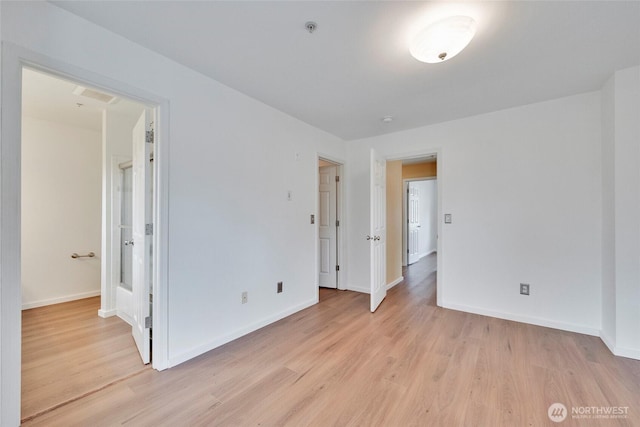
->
<box><xmin>410</xmin><ymin>16</ymin><xmax>477</xmax><ymax>64</ymax></box>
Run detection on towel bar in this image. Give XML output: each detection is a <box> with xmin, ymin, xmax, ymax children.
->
<box><xmin>71</xmin><ymin>252</ymin><xmax>95</xmax><ymax>259</ymax></box>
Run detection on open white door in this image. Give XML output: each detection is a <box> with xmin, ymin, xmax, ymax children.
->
<box><xmin>131</xmin><ymin>110</ymin><xmax>152</xmax><ymax>364</ymax></box>
<box><xmin>408</xmin><ymin>183</ymin><xmax>421</xmax><ymax>264</ymax></box>
<box><xmin>319</xmin><ymin>165</ymin><xmax>338</xmax><ymax>288</ymax></box>
<box><xmin>370</xmin><ymin>149</ymin><xmax>386</xmax><ymax>312</ymax></box>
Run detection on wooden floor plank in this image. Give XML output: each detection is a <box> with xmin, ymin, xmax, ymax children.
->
<box><xmin>23</xmin><ymin>255</ymin><xmax>640</xmax><ymax>426</ymax></box>
<box><xmin>21</xmin><ymin>297</ymin><xmax>147</xmax><ymax>422</ymax></box>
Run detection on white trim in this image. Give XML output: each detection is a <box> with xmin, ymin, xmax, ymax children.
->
<box><xmin>102</xmin><ymin>155</ymin><xmax>130</xmax><ymax>318</ymax></box>
<box><xmin>1</xmin><ymin>42</ymin><xmax>171</xmax><ymax>424</ymax></box>
<box><xmin>386</xmin><ymin>276</ymin><xmax>403</xmax><ymax>290</ymax></box>
<box><xmin>1</xmin><ymin>42</ymin><xmax>25</xmax><ymax>427</ymax></box>
<box><xmin>117</xmin><ymin>310</ymin><xmax>134</xmax><ymax>327</ymax></box>
<box><xmin>21</xmin><ymin>291</ymin><xmax>101</xmax><ymax>310</ymax></box>
<box><xmin>443</xmin><ymin>301</ymin><xmax>600</xmax><ymax>337</ymax></box>
<box><xmin>600</xmin><ymin>332</ymin><xmax>640</xmax><ymax>361</ymax></box>
<box><xmin>168</xmin><ymin>298</ymin><xmax>318</xmax><ymax>367</ymax></box>
<box><xmin>347</xmin><ymin>284</ymin><xmax>370</xmax><ymax>294</ymax></box>
<box><xmin>98</xmin><ymin>308</ymin><xmax>117</xmax><ymax>318</ymax></box>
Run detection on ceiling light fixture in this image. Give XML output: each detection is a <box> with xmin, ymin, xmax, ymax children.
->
<box><xmin>410</xmin><ymin>16</ymin><xmax>477</xmax><ymax>64</ymax></box>
<box><xmin>382</xmin><ymin>116</ymin><xmax>393</xmax><ymax>123</ymax></box>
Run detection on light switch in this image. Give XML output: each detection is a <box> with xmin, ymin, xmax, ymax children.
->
<box><xmin>310</xmin><ymin>214</ymin><xmax>315</xmax><ymax>224</ymax></box>
<box><xmin>444</xmin><ymin>214</ymin><xmax>452</xmax><ymax>224</ymax></box>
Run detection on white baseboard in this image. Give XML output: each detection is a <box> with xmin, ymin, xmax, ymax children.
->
<box><xmin>600</xmin><ymin>331</ymin><xmax>640</xmax><ymax>360</ymax></box>
<box><xmin>117</xmin><ymin>310</ymin><xmax>134</xmax><ymax>327</ymax></box>
<box><xmin>22</xmin><ymin>290</ymin><xmax>101</xmax><ymax>310</ymax></box>
<box><xmin>98</xmin><ymin>308</ymin><xmax>117</xmax><ymax>318</ymax></box>
<box><xmin>346</xmin><ymin>284</ymin><xmax>370</xmax><ymax>294</ymax></box>
<box><xmin>168</xmin><ymin>298</ymin><xmax>318</xmax><ymax>368</ymax></box>
<box><xmin>442</xmin><ymin>301</ymin><xmax>600</xmax><ymax>337</ymax></box>
<box><xmin>386</xmin><ymin>276</ymin><xmax>403</xmax><ymax>290</ymax></box>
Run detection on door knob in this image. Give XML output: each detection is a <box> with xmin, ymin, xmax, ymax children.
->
<box><xmin>366</xmin><ymin>235</ymin><xmax>372</xmax><ymax>241</ymax></box>
<box><xmin>124</xmin><ymin>239</ymin><xmax>134</xmax><ymax>246</ymax></box>
<box><xmin>374</xmin><ymin>236</ymin><xmax>381</xmax><ymax>241</ymax></box>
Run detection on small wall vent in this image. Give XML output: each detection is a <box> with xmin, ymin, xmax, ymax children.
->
<box><xmin>72</xmin><ymin>85</ymin><xmax>118</xmax><ymax>104</ymax></box>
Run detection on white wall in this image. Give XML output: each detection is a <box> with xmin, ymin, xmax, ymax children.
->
<box><xmin>21</xmin><ymin>116</ymin><xmax>102</xmax><ymax>308</ymax></box>
<box><xmin>601</xmin><ymin>65</ymin><xmax>640</xmax><ymax>359</ymax></box>
<box><xmin>1</xmin><ymin>0</ymin><xmax>345</xmax><ymax>377</ymax></box>
<box><xmin>612</xmin><ymin>67</ymin><xmax>640</xmax><ymax>356</ymax></box>
<box><xmin>347</xmin><ymin>92</ymin><xmax>602</xmax><ymax>335</ymax></box>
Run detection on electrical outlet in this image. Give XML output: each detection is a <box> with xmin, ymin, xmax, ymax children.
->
<box><xmin>277</xmin><ymin>281</ymin><xmax>283</xmax><ymax>293</ymax></box>
<box><xmin>241</xmin><ymin>291</ymin><xmax>248</xmax><ymax>304</ymax></box>
<box><xmin>520</xmin><ymin>283</ymin><xmax>530</xmax><ymax>296</ymax></box>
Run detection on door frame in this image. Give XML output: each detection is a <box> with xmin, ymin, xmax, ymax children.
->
<box><xmin>402</xmin><ymin>177</ymin><xmax>437</xmax><ymax>267</ymax></box>
<box><xmin>315</xmin><ymin>154</ymin><xmax>346</xmax><ymax>294</ymax></box>
<box><xmin>1</xmin><ymin>42</ymin><xmax>170</xmax><ymax>424</ymax></box>
<box><xmin>103</xmin><ymin>155</ymin><xmax>134</xmax><ymax>324</ymax></box>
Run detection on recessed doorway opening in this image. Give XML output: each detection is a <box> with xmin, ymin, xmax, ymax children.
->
<box><xmin>317</xmin><ymin>157</ymin><xmax>344</xmax><ymax>295</ymax></box>
<box><xmin>21</xmin><ymin>67</ymin><xmax>156</xmax><ymax>422</ymax></box>
<box><xmin>383</xmin><ymin>154</ymin><xmax>439</xmax><ymax>307</ymax></box>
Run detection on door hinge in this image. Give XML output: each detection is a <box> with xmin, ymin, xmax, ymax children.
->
<box><xmin>336</xmin><ymin>265</ymin><xmax>340</xmax><ymax>271</ymax></box>
<box><xmin>335</xmin><ymin>175</ymin><xmax>340</xmax><ymax>182</ymax></box>
<box><xmin>146</xmin><ymin>129</ymin><xmax>154</xmax><ymax>144</ymax></box>
<box><xmin>145</xmin><ymin>316</ymin><xmax>152</xmax><ymax>328</ymax></box>
<box><xmin>145</xmin><ymin>223</ymin><xmax>153</xmax><ymax>236</ymax></box>
<box><xmin>336</xmin><ymin>219</ymin><xmax>340</xmax><ymax>227</ymax></box>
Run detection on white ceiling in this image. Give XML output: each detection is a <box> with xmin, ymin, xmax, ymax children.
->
<box><xmin>52</xmin><ymin>1</ymin><xmax>640</xmax><ymax>140</ymax></box>
<box><xmin>23</xmin><ymin>68</ymin><xmax>145</xmax><ymax>131</ymax></box>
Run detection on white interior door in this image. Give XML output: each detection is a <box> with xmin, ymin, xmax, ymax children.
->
<box><xmin>370</xmin><ymin>149</ymin><xmax>386</xmax><ymax>312</ymax></box>
<box><xmin>319</xmin><ymin>165</ymin><xmax>338</xmax><ymax>288</ymax></box>
<box><xmin>408</xmin><ymin>183</ymin><xmax>421</xmax><ymax>264</ymax></box>
<box><xmin>131</xmin><ymin>110</ymin><xmax>152</xmax><ymax>364</ymax></box>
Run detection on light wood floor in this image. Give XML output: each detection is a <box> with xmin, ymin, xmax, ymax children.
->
<box><xmin>22</xmin><ymin>297</ymin><xmax>147</xmax><ymax>423</ymax></box>
<box><xmin>24</xmin><ymin>255</ymin><xmax>640</xmax><ymax>426</ymax></box>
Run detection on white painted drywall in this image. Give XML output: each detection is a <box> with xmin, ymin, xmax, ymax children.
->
<box><xmin>21</xmin><ymin>116</ymin><xmax>102</xmax><ymax>308</ymax></box>
<box><xmin>612</xmin><ymin>66</ymin><xmax>640</xmax><ymax>356</ymax></box>
<box><xmin>347</xmin><ymin>92</ymin><xmax>602</xmax><ymax>335</ymax></box>
<box><xmin>1</xmin><ymin>1</ymin><xmax>345</xmax><ymax>372</ymax></box>
<box><xmin>601</xmin><ymin>66</ymin><xmax>640</xmax><ymax>359</ymax></box>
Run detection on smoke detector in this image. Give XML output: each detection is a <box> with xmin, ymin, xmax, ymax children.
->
<box><xmin>72</xmin><ymin>85</ymin><xmax>118</xmax><ymax>104</ymax></box>
<box><xmin>305</xmin><ymin>21</ymin><xmax>317</xmax><ymax>34</ymax></box>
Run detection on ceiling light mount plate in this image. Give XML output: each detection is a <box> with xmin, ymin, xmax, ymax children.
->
<box><xmin>382</xmin><ymin>116</ymin><xmax>394</xmax><ymax>123</ymax></box>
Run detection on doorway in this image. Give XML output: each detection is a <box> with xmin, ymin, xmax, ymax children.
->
<box><xmin>382</xmin><ymin>154</ymin><xmax>439</xmax><ymax>308</ymax></box>
<box><xmin>318</xmin><ymin>157</ymin><xmax>343</xmax><ymax>291</ymax></box>
<box><xmin>20</xmin><ymin>68</ymin><xmax>153</xmax><ymax>421</ymax></box>
<box><xmin>404</xmin><ymin>179</ymin><xmax>437</xmax><ymax>266</ymax></box>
